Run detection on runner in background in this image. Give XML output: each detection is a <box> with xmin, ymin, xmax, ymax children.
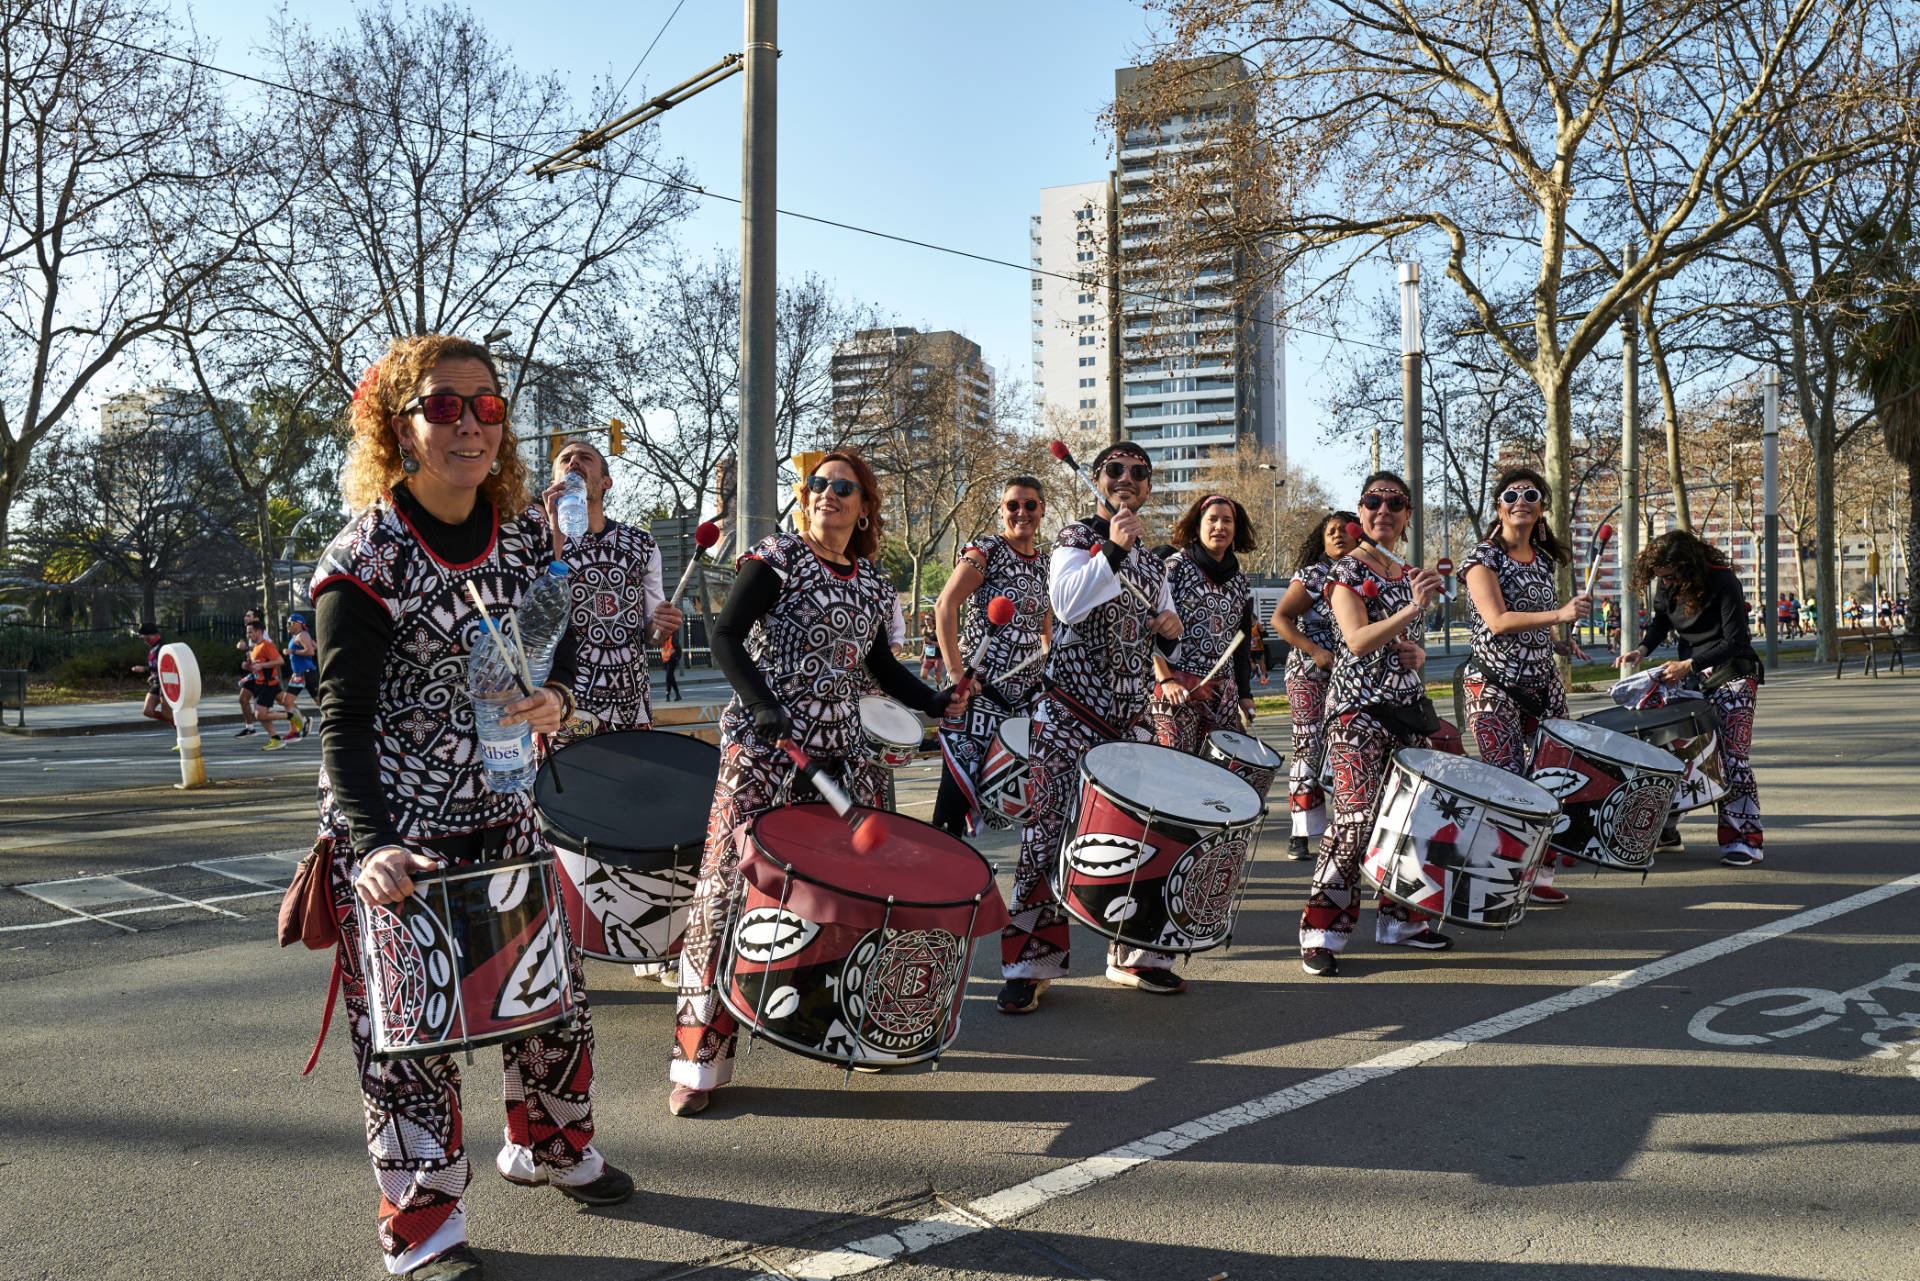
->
<box><xmin>243</xmin><ymin>619</ymin><xmax>292</xmax><ymax>750</ymax></box>
<box><xmin>286</xmin><ymin>613</ymin><xmax>320</xmax><ymax>725</ymax></box>
<box><xmin>132</xmin><ymin>621</ymin><xmax>174</xmax><ymax>730</ymax></box>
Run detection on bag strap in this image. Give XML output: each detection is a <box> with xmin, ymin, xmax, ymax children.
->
<box><xmin>301</xmin><ymin>950</ymin><xmax>343</xmax><ymax>1077</ymax></box>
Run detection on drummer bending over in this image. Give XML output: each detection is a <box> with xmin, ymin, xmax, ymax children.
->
<box><xmin>930</xmin><ymin>476</ymin><xmax>1051</xmax><ymax>836</ymax></box>
<box><xmin>1300</xmin><ymin>471</ymin><xmax>1447</xmax><ymax>978</ymax></box>
<box><xmin>1148</xmin><ymin>493</ymin><xmax>1257</xmax><ymax>754</ymax></box>
<box><xmin>315</xmin><ymin>336</ymin><xmax>632</xmax><ymax>1281</ymax></box>
<box><xmin>1459</xmin><ymin>466</ymin><xmax>1590</xmax><ymax>906</ymax></box>
<box><xmin>670</xmin><ymin>450</ymin><xmax>966</xmax><ymax>1117</ymax></box>
<box><xmin>1617</xmin><ymin>530</ymin><xmax>1765</xmax><ymax>867</ymax></box>
<box><xmin>998</xmin><ymin>442</ymin><xmax>1184</xmax><ymax>1013</ymax></box>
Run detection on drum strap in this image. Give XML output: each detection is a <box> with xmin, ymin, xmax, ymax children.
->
<box><xmin>1043</xmin><ymin>679</ymin><xmax>1125</xmax><ymax>741</ymax></box>
<box><xmin>1463</xmin><ymin>657</ymin><xmax>1549</xmax><ymax>720</ymax></box>
<box><xmin>300</xmin><ymin>951</ymin><xmax>343</xmax><ymax>1077</ymax></box>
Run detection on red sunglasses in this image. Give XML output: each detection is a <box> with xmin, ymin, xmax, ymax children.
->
<box><xmin>402</xmin><ymin>392</ymin><xmax>509</xmax><ymax>426</ymax></box>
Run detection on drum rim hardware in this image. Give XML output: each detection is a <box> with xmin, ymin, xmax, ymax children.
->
<box><xmin>748</xmin><ymin>804</ymin><xmax>997</xmax><ymax>910</ymax></box>
<box><xmin>1393</xmin><ymin>746</ymin><xmax>1561</xmax><ymax>821</ymax></box>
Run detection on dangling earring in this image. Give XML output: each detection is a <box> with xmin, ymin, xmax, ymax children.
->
<box><xmin>489</xmin><ymin>458</ymin><xmax>501</xmax><ymax>475</ymax></box>
<box><xmin>399</xmin><ymin>449</ymin><xmax>420</xmax><ymax>476</ymax></box>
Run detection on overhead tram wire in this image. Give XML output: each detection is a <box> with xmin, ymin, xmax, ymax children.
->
<box><xmin>20</xmin><ymin>9</ymin><xmax>1400</xmax><ymax>360</ymax></box>
<box><xmin>611</xmin><ymin>0</ymin><xmax>690</xmax><ymax>106</ymax></box>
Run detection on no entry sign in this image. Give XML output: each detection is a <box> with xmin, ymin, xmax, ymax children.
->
<box><xmin>1435</xmin><ymin>556</ymin><xmax>1455</xmax><ymax>576</ymax></box>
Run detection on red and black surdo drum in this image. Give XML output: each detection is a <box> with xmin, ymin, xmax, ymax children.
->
<box><xmin>1528</xmin><ymin>718</ymin><xmax>1682</xmax><ymax>871</ymax></box>
<box><xmin>534</xmin><ymin>730</ymin><xmax>720</xmax><ymax>965</ymax></box>
<box><xmin>1056</xmin><ymin>742</ymin><xmax>1264</xmax><ymax>953</ymax></box>
<box><xmin>975</xmin><ymin>715</ymin><xmax>1035</xmax><ymax>827</ymax></box>
<box><xmin>1582</xmin><ymin>698</ymin><xmax>1725</xmax><ymax>814</ymax></box>
<box><xmin>1201</xmin><ymin>729</ymin><xmax>1285</xmax><ymax>803</ymax></box>
<box><xmin>357</xmin><ymin>857</ymin><xmax>576</xmax><ymax>1060</ymax></box>
<box><xmin>718</xmin><ymin>806</ymin><xmax>1008</xmax><ymax>1067</ymax></box>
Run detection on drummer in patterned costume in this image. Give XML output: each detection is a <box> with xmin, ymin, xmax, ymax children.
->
<box><xmin>930</xmin><ymin>476</ymin><xmax>1051</xmax><ymax>836</ymax></box>
<box><xmin>311</xmin><ymin>335</ymin><xmax>632</xmax><ymax>1281</ymax></box>
<box><xmin>669</xmin><ymin>450</ymin><xmax>968</xmax><ymax>1117</ymax></box>
<box><xmin>548</xmin><ymin>440</ymin><xmax>683</xmax><ymax>740</ymax></box>
<box><xmin>1460</xmin><ymin>466</ymin><xmax>1591</xmax><ymax>906</ymax></box>
<box><xmin>1271</xmin><ymin>512</ymin><xmax>1357</xmax><ymax>860</ymax></box>
<box><xmin>1147</xmin><ymin>493</ymin><xmax>1258</xmax><ymax>754</ymax></box>
<box><xmin>1299</xmin><ymin>471</ymin><xmax>1448</xmax><ymax>977</ymax></box>
<box><xmin>998</xmin><ymin>441</ymin><xmax>1185</xmax><ymax>1013</ymax></box>
<box><xmin>1618</xmin><ymin>529</ymin><xmax>1765</xmax><ymax>867</ymax></box>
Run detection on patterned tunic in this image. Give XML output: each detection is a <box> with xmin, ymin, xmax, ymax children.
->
<box><xmin>715</xmin><ymin>531</ymin><xmax>896</xmax><ymax>760</ymax></box>
<box><xmin>1044</xmin><ymin>517</ymin><xmax>1169</xmax><ymax>732</ymax></box>
<box><xmin>1325</xmin><ymin>555</ymin><xmax>1426</xmax><ymax>717</ymax></box>
<box><xmin>1284</xmin><ymin>560</ymin><xmax>1341</xmax><ymax>680</ymax></box>
<box><xmin>1462</xmin><ymin>539</ymin><xmax>1557</xmax><ymax>689</ymax></box>
<box><xmin>562</xmin><ymin>519</ymin><xmax>661</xmax><ymax>732</ymax></box>
<box><xmin>954</xmin><ymin>534</ymin><xmax>1048</xmax><ymax>712</ymax></box>
<box><xmin>1148</xmin><ymin>547</ymin><xmax>1252</xmax><ymax>754</ymax></box>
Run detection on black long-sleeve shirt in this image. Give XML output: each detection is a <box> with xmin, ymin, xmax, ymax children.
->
<box><xmin>315</xmin><ymin>485</ymin><xmax>579</xmax><ymax>856</ymax></box>
<box><xmin>1640</xmin><ymin>567</ymin><xmax>1755</xmax><ymax>672</ymax></box>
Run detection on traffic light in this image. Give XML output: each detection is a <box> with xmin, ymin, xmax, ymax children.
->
<box><xmin>1867</xmin><ymin>550</ymin><xmax>1880</xmax><ymax>577</ymax></box>
<box><xmin>548</xmin><ymin>433</ymin><xmax>567</xmax><ymax>462</ymax></box>
<box><xmin>609</xmin><ymin>418</ymin><xmax>626</xmax><ymax>455</ymax></box>
<box><xmin>792</xmin><ymin>450</ymin><xmax>825</xmax><ymax>478</ymax></box>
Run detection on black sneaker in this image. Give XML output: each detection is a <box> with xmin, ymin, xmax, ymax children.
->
<box><xmin>234</xmin><ymin>725</ymin><xmax>256</xmax><ymax>738</ymax></box>
<box><xmin>554</xmin><ymin>1163</ymin><xmax>635</xmax><ymax>1207</ymax></box>
<box><xmin>1719</xmin><ymin>849</ymin><xmax>1761</xmax><ymax>868</ymax></box>
<box><xmin>1301</xmin><ymin>948</ymin><xmax>1339</xmax><ymax>976</ymax></box>
<box><xmin>1657</xmin><ymin>826</ymin><xmax>1684</xmax><ymax>850</ymax></box>
<box><xmin>408</xmin><ymin>1244</ymin><xmax>483</xmax><ymax>1280</ymax></box>
<box><xmin>1105</xmin><ymin>964</ymin><xmax>1186</xmax><ymax>994</ymax></box>
<box><xmin>1286</xmin><ymin>836</ymin><xmax>1311</xmax><ymax>861</ymax></box>
<box><xmin>996</xmin><ymin>977</ymin><xmax>1048</xmax><ymax>1014</ymax></box>
<box><xmin>1389</xmin><ymin>929</ymin><xmax>1454</xmax><ymax>951</ymax></box>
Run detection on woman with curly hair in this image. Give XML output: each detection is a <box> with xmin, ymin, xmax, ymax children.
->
<box><xmin>1617</xmin><ymin>529</ymin><xmax>1765</xmax><ymax>866</ymax></box>
<box><xmin>1270</xmin><ymin>510</ymin><xmax>1357</xmax><ymax>859</ymax></box>
<box><xmin>669</xmin><ymin>449</ymin><xmax>969</xmax><ymax>1116</ymax></box>
<box><xmin>1460</xmin><ymin>465</ymin><xmax>1591</xmax><ymax>905</ymax></box>
<box><xmin>1147</xmin><ymin>493</ymin><xmax>1258</xmax><ymax>754</ymax></box>
<box><xmin>311</xmin><ymin>335</ymin><xmax>631</xmax><ymax>1280</ymax></box>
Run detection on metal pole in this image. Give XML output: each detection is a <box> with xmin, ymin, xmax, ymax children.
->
<box><xmin>1763</xmin><ymin>367</ymin><xmax>1779</xmax><ymax>666</ymax></box>
<box><xmin>736</xmin><ymin>0</ymin><xmax>778</xmax><ymax>548</ymax></box>
<box><xmin>1620</xmin><ymin>242</ymin><xmax>1641</xmax><ymax>657</ymax></box>
<box><xmin>1398</xmin><ymin>262</ymin><xmax>1424</xmax><ymax>565</ymax></box>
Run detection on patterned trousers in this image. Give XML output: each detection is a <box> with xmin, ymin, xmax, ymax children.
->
<box><xmin>671</xmin><ymin>739</ymin><xmax>889</xmax><ymax>1090</ymax></box>
<box><xmin>327</xmin><ymin>805</ymin><xmax>600</xmax><ymax>1274</ymax></box>
<box><xmin>1464</xmin><ymin>677</ymin><xmax>1568</xmax><ymax>888</ymax></box>
<box><xmin>1002</xmin><ymin>704</ymin><xmax>1169</xmax><ymax>977</ymax></box>
<box><xmin>1299</xmin><ymin>710</ymin><xmax>1427</xmax><ymax>953</ymax></box>
<box><xmin>1285</xmin><ymin>669</ymin><xmax>1331</xmax><ymax>838</ymax></box>
<box><xmin>1146</xmin><ymin>678</ymin><xmax>1238</xmax><ymax>755</ymax></box>
<box><xmin>1708</xmin><ymin>677</ymin><xmax>1763</xmax><ymax>857</ymax></box>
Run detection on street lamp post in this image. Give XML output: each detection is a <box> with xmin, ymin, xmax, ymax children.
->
<box><xmin>1258</xmin><ymin>462</ymin><xmax>1286</xmax><ymax>577</ymax></box>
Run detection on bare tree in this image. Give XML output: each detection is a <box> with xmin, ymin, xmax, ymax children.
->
<box><xmin>1182</xmin><ymin>440</ymin><xmax>1333</xmax><ymax>577</ymax></box>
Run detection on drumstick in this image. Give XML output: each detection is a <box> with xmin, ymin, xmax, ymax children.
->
<box><xmin>667</xmin><ymin>520</ymin><xmax>720</xmax><ymax>608</ymax></box>
<box><xmin>1050</xmin><ymin>440</ymin><xmax>1157</xmax><ymax>610</ymax></box>
<box><xmin>1196</xmin><ymin>629</ymin><xmax>1246</xmax><ymax>689</ymax></box>
<box><xmin>959</xmin><ymin>596</ymin><xmax>1015</xmax><ymax>697</ymax></box>
<box><xmin>1564</xmin><ymin>522</ymin><xmax>1613</xmax><ymax>648</ymax></box>
<box><xmin>1344</xmin><ymin>522</ymin><xmax>1454</xmax><ymax>603</ymax></box>
<box><xmin>781</xmin><ymin>742</ymin><xmax>888</xmax><ymax>854</ymax></box>
<box><xmin>998</xmin><ymin>646</ymin><xmax>1046</xmax><ymax>683</ymax></box>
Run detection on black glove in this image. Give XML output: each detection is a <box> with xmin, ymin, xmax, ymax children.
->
<box><xmin>925</xmin><ymin>685</ymin><xmax>961</xmax><ymax>719</ymax></box>
<box><xmin>751</xmin><ymin>702</ymin><xmax>791</xmax><ymax>741</ymax></box>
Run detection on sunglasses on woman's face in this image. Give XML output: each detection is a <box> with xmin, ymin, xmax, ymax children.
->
<box><xmin>1103</xmin><ymin>461</ymin><xmax>1152</xmax><ymax>482</ymax></box>
<box><xmin>403</xmin><ymin>392</ymin><xmax>509</xmax><ymax>426</ymax></box>
<box><xmin>1004</xmin><ymin>498</ymin><xmax>1040</xmax><ymax>513</ymax></box>
<box><xmin>1500</xmin><ymin>486</ymin><xmax>1544</xmax><ymax>506</ymax></box>
<box><xmin>807</xmin><ymin>474</ymin><xmax>862</xmax><ymax>498</ymax></box>
<box><xmin>1359</xmin><ymin>493</ymin><xmax>1409</xmax><ymax>513</ymax></box>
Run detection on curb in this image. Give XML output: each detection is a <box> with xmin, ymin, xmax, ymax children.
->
<box><xmin>2</xmin><ymin>711</ymin><xmax>249</xmax><ymax>739</ymax></box>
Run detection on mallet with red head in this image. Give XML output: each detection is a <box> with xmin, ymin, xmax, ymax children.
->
<box><xmin>781</xmin><ymin>742</ymin><xmax>888</xmax><ymax>854</ymax></box>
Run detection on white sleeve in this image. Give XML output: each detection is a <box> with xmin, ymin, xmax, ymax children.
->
<box><xmin>1156</xmin><ymin>570</ymin><xmax>1174</xmax><ymax>614</ymax></box>
<box><xmin>1051</xmin><ymin>543</ymin><xmax>1120</xmax><ymax>625</ymax></box>
<box><xmin>643</xmin><ymin>541</ymin><xmax>666</xmax><ymax>618</ymax></box>
<box><xmin>889</xmin><ymin>595</ymin><xmax>906</xmax><ymax>647</ymax></box>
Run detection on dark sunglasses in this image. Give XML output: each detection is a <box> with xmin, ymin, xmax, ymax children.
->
<box><xmin>402</xmin><ymin>392</ymin><xmax>509</xmax><ymax>426</ymax></box>
<box><xmin>1103</xmin><ymin>461</ymin><xmax>1152</xmax><ymax>482</ymax></box>
<box><xmin>1500</xmin><ymin>486</ymin><xmax>1544</xmax><ymax>506</ymax></box>
<box><xmin>1359</xmin><ymin>493</ymin><xmax>1409</xmax><ymax>513</ymax></box>
<box><xmin>1004</xmin><ymin>498</ymin><xmax>1040</xmax><ymax>513</ymax></box>
<box><xmin>806</xmin><ymin>474</ymin><xmax>863</xmax><ymax>498</ymax></box>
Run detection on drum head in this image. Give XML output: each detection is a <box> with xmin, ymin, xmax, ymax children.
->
<box><xmin>534</xmin><ymin>731</ymin><xmax>721</xmax><ymax>859</ymax></box>
<box><xmin>1538</xmin><ymin>717</ymin><xmax>1682</xmax><ymax>774</ymax></box>
<box><xmin>753</xmin><ymin>806</ymin><xmax>995</xmax><ymax>908</ymax></box>
<box><xmin>1394</xmin><ymin>747</ymin><xmax>1560</xmax><ymax>818</ymax></box>
<box><xmin>1206</xmin><ymin>730</ymin><xmax>1283</xmax><ymax>770</ymax></box>
<box><xmin>858</xmin><ymin>695</ymin><xmax>923</xmax><ymax>745</ymax></box>
<box><xmin>1583</xmin><ymin>701</ymin><xmax>1718</xmax><ymax>745</ymax></box>
<box><xmin>1081</xmin><ymin>742</ymin><xmax>1263</xmax><ymax>826</ymax></box>
<box><xmin>997</xmin><ymin>715</ymin><xmax>1031</xmax><ymax>755</ymax></box>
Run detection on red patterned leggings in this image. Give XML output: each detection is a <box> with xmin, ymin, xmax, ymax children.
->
<box><xmin>1299</xmin><ymin>710</ymin><xmax>1425</xmax><ymax>953</ymax></box>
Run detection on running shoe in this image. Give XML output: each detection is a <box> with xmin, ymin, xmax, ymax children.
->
<box><xmin>261</xmin><ymin>736</ymin><xmax>285</xmax><ymax>751</ymax></box>
<box><xmin>1286</xmin><ymin>836</ymin><xmax>1312</xmax><ymax>861</ymax></box>
<box><xmin>996</xmin><ymin>977</ymin><xmax>1049</xmax><ymax>1014</ymax></box>
<box><xmin>1719</xmin><ymin>849</ymin><xmax>1761</xmax><ymax>867</ymax></box>
<box><xmin>551</xmin><ymin>1163</ymin><xmax>635</xmax><ymax>1206</ymax></box>
<box><xmin>1301</xmin><ymin>947</ymin><xmax>1339</xmax><ymax>976</ymax></box>
<box><xmin>1105</xmin><ymin>965</ymin><xmax>1186</xmax><ymax>994</ymax></box>
<box><xmin>406</xmin><ymin>1244</ymin><xmax>483</xmax><ymax>1280</ymax></box>
<box><xmin>282</xmin><ymin>730</ymin><xmax>304</xmax><ymax>744</ymax></box>
<box><xmin>1528</xmin><ymin>885</ymin><xmax>1570</xmax><ymax>906</ymax></box>
<box><xmin>234</xmin><ymin>725</ymin><xmax>256</xmax><ymax>738</ymax></box>
<box><xmin>668</xmin><ymin>1087</ymin><xmax>709</xmax><ymax>1117</ymax></box>
<box><xmin>1387</xmin><ymin>929</ymin><xmax>1454</xmax><ymax>950</ymax></box>
<box><xmin>1657</xmin><ymin>826</ymin><xmax>1684</xmax><ymax>851</ymax></box>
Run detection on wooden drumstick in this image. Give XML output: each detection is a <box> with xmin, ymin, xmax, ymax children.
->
<box><xmin>1344</xmin><ymin>522</ymin><xmax>1454</xmax><ymax>603</ymax></box>
<box><xmin>997</xmin><ymin>646</ymin><xmax>1046</xmax><ymax>683</ymax></box>
<box><xmin>1050</xmin><ymin>440</ymin><xmax>1157</xmax><ymax>610</ymax></box>
<box><xmin>960</xmin><ymin>596</ymin><xmax>1016</xmax><ymax>696</ymax></box>
<box><xmin>1197</xmin><ymin>629</ymin><xmax>1246</xmax><ymax>689</ymax></box>
<box><xmin>1564</xmin><ymin>522</ymin><xmax>1612</xmax><ymax>647</ymax></box>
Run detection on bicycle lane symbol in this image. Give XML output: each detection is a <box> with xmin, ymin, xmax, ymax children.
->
<box><xmin>1687</xmin><ymin>961</ymin><xmax>1920</xmax><ymax>1077</ymax></box>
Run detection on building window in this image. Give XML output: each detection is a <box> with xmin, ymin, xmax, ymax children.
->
<box><xmin>1079</xmin><ymin>377</ymin><xmax>1094</xmax><ymax>387</ymax></box>
<box><xmin>1079</xmin><ymin>356</ymin><xmax>1095</xmax><ymax>366</ymax></box>
<box><xmin>1076</xmin><ymin>230</ymin><xmax>1091</xmax><ymax>242</ymax></box>
<box><xmin>1078</xmin><ymin>314</ymin><xmax>1095</xmax><ymax>324</ymax></box>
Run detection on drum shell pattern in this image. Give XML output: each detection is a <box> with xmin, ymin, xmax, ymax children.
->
<box><xmin>1529</xmin><ymin>724</ymin><xmax>1682</xmax><ymax>870</ymax></box>
<box><xmin>1582</xmin><ymin>703</ymin><xmax>1727</xmax><ymax>814</ymax></box>
<box><xmin>977</xmin><ymin>716</ymin><xmax>1034</xmax><ymax>826</ymax></box>
<box><xmin>1202</xmin><ymin>731</ymin><xmax>1284</xmax><ymax>803</ymax></box>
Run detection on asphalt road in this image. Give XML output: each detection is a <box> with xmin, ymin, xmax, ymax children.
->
<box><xmin>1</xmin><ymin>668</ymin><xmax>1916</xmax><ymax>1281</ymax></box>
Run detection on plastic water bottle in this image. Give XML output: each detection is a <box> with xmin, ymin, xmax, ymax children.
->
<box><xmin>468</xmin><ymin>627</ymin><xmax>535</xmax><ymax>794</ymax></box>
<box><xmin>513</xmin><ymin>562</ymin><xmax>572</xmax><ymax>687</ymax></box>
<box><xmin>556</xmin><ymin>472</ymin><xmax>589</xmax><ymax>543</ymax></box>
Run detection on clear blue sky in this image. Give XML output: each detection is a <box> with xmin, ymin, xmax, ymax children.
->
<box><xmin>183</xmin><ymin>0</ymin><xmax>1373</xmax><ymax>492</ymax></box>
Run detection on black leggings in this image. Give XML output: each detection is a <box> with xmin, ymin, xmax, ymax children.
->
<box><xmin>930</xmin><ymin>760</ymin><xmax>971</xmax><ymax>836</ymax></box>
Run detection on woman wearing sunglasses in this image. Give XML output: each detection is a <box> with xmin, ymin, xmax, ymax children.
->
<box><xmin>310</xmin><ymin>335</ymin><xmax>630</xmax><ymax>1281</ymax></box>
<box><xmin>930</xmin><ymin>477</ymin><xmax>1052</xmax><ymax>836</ymax></box>
<box><xmin>1459</xmin><ymin>466</ymin><xmax>1590</xmax><ymax>905</ymax></box>
<box><xmin>1147</xmin><ymin>494</ymin><xmax>1258</xmax><ymax>754</ymax></box>
<box><xmin>1299</xmin><ymin>471</ymin><xmax>1448</xmax><ymax>976</ymax></box>
<box><xmin>1617</xmin><ymin>529</ymin><xmax>1765</xmax><ymax>867</ymax></box>
<box><xmin>1270</xmin><ymin>510</ymin><xmax>1359</xmax><ymax>860</ymax></box>
<box><xmin>670</xmin><ymin>450</ymin><xmax>969</xmax><ymax>1116</ymax></box>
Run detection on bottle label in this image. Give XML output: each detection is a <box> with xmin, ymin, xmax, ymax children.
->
<box><xmin>481</xmin><ymin>732</ymin><xmax>530</xmax><ymax>770</ymax></box>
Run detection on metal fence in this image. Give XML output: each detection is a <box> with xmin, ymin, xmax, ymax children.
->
<box><xmin>0</xmin><ymin>617</ymin><xmax>249</xmax><ymax>672</ymax></box>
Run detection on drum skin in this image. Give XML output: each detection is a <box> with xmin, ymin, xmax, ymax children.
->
<box><xmin>1202</xmin><ymin>730</ymin><xmax>1284</xmax><ymax>802</ymax></box>
<box><xmin>858</xmin><ymin>695</ymin><xmax>922</xmax><ymax>768</ymax></box>
<box><xmin>721</xmin><ymin>806</ymin><xmax>1007</xmax><ymax>1067</ymax></box>
<box><xmin>977</xmin><ymin>716</ymin><xmax>1034</xmax><ymax>827</ymax></box>
<box><xmin>1362</xmin><ymin>749</ymin><xmax>1560</xmax><ymax>930</ymax></box>
<box><xmin>359</xmin><ymin>857</ymin><xmax>572</xmax><ymax>1060</ymax></box>
<box><xmin>1581</xmin><ymin>702</ymin><xmax>1726</xmax><ymax>814</ymax></box>
<box><xmin>1055</xmin><ymin>743</ymin><xmax>1263</xmax><ymax>954</ymax></box>
<box><xmin>1528</xmin><ymin>719</ymin><xmax>1681</xmax><ymax>870</ymax></box>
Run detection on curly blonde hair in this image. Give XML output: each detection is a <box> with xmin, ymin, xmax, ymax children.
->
<box><xmin>340</xmin><ymin>334</ymin><xmax>530</xmax><ymax>515</ymax></box>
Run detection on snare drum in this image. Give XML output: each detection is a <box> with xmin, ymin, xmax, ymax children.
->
<box><xmin>718</xmin><ymin>805</ymin><xmax>1008</xmax><ymax>1067</ymax></box>
<box><xmin>858</xmin><ymin>695</ymin><xmax>924</xmax><ymax>768</ymax></box>
<box><xmin>1583</xmin><ymin>699</ymin><xmax>1725</xmax><ymax>812</ymax></box>
<box><xmin>357</xmin><ymin>856</ymin><xmax>574</xmax><ymax>1060</ymax></box>
<box><xmin>535</xmin><ymin>731</ymin><xmax>720</xmax><ymax>964</ymax></box>
<box><xmin>1361</xmin><ymin>749</ymin><xmax>1560</xmax><ymax>930</ymax></box>
<box><xmin>1202</xmin><ymin>730</ymin><xmax>1284</xmax><ymax>802</ymax></box>
<box><xmin>1528</xmin><ymin>718</ymin><xmax>1682</xmax><ymax>870</ymax></box>
<box><xmin>976</xmin><ymin>715</ymin><xmax>1034</xmax><ymax>827</ymax></box>
<box><xmin>1056</xmin><ymin>742</ymin><xmax>1264</xmax><ymax>954</ymax></box>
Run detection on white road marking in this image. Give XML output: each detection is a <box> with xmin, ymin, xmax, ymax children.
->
<box><xmin>757</xmin><ymin>871</ymin><xmax>1920</xmax><ymax>1280</ymax></box>
<box><xmin>0</xmin><ymin>804</ymin><xmax>294</xmax><ymax>851</ymax></box>
<box><xmin>2</xmin><ymin>848</ymin><xmax>305</xmax><ymax>934</ymax></box>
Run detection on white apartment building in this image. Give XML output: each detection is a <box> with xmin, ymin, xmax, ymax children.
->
<box><xmin>1030</xmin><ymin>181</ymin><xmax>1116</xmax><ymax>442</ymax></box>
